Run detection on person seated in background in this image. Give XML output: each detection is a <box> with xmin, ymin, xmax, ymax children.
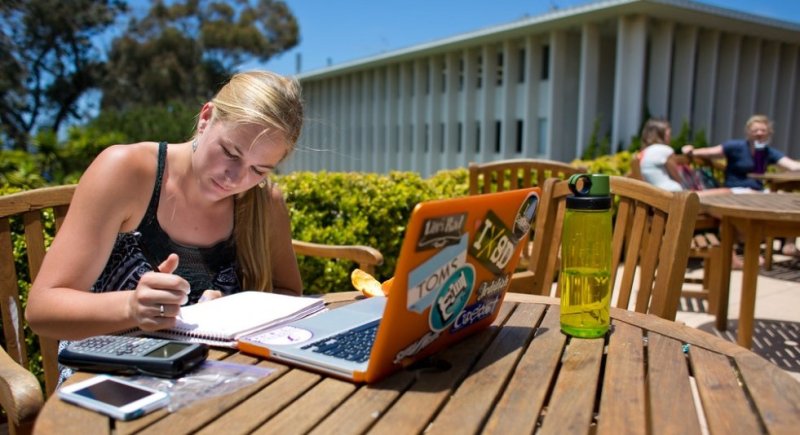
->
<box><xmin>681</xmin><ymin>115</ymin><xmax>800</xmax><ymax>256</ymax></box>
<box><xmin>637</xmin><ymin>118</ymin><xmax>684</xmax><ymax>192</ymax></box>
<box><xmin>682</xmin><ymin>114</ymin><xmax>800</xmax><ymax>189</ymax></box>
<box><xmin>682</xmin><ymin>114</ymin><xmax>800</xmax><ymax>256</ymax></box>
<box><xmin>637</xmin><ymin>118</ymin><xmax>730</xmax><ymax>195</ymax></box>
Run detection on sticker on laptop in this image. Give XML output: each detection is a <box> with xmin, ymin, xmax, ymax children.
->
<box><xmin>451</xmin><ymin>293</ymin><xmax>501</xmax><ymax>333</ymax></box>
<box><xmin>244</xmin><ymin>326</ymin><xmax>313</xmax><ymax>345</ymax></box>
<box><xmin>429</xmin><ymin>264</ymin><xmax>475</xmax><ymax>332</ymax></box>
<box><xmin>416</xmin><ymin>213</ymin><xmax>467</xmax><ymax>251</ymax></box>
<box><xmin>476</xmin><ymin>273</ymin><xmax>510</xmax><ymax>301</ymax></box>
<box><xmin>394</xmin><ymin>330</ymin><xmax>441</xmax><ymax>365</ymax></box>
<box><xmin>512</xmin><ymin>192</ymin><xmax>539</xmax><ymax>242</ymax></box>
<box><xmin>469</xmin><ymin>211</ymin><xmax>516</xmax><ymax>275</ymax></box>
<box><xmin>407</xmin><ymin>234</ymin><xmax>468</xmax><ymax>313</ymax></box>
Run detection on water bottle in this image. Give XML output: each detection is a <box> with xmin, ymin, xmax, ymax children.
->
<box><xmin>559</xmin><ymin>174</ymin><xmax>612</xmax><ymax>338</ymax></box>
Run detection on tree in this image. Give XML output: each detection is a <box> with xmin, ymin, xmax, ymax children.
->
<box><xmin>0</xmin><ymin>0</ymin><xmax>127</xmax><ymax>150</ymax></box>
<box><xmin>101</xmin><ymin>0</ymin><xmax>299</xmax><ymax>110</ymax></box>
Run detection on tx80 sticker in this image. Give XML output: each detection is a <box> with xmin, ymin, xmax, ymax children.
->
<box><xmin>469</xmin><ymin>211</ymin><xmax>516</xmax><ymax>275</ymax></box>
<box><xmin>429</xmin><ymin>264</ymin><xmax>475</xmax><ymax>331</ymax></box>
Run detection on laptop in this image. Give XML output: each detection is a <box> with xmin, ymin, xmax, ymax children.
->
<box><xmin>238</xmin><ymin>187</ymin><xmax>540</xmax><ymax>383</ymax></box>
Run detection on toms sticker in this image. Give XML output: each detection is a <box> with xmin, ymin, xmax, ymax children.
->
<box><xmin>417</xmin><ymin>213</ymin><xmax>467</xmax><ymax>250</ymax></box>
<box><xmin>469</xmin><ymin>211</ymin><xmax>516</xmax><ymax>275</ymax></box>
<box><xmin>407</xmin><ymin>234</ymin><xmax>468</xmax><ymax>313</ymax></box>
<box><xmin>429</xmin><ymin>264</ymin><xmax>475</xmax><ymax>332</ymax></box>
<box><xmin>451</xmin><ymin>293</ymin><xmax>500</xmax><ymax>333</ymax></box>
<box><xmin>512</xmin><ymin>192</ymin><xmax>539</xmax><ymax>242</ymax></box>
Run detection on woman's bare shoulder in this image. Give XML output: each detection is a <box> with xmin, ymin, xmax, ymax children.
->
<box><xmin>73</xmin><ymin>142</ymin><xmax>160</xmax><ymax>221</ymax></box>
<box><xmin>79</xmin><ymin>143</ymin><xmax>158</xmax><ymax>188</ymax></box>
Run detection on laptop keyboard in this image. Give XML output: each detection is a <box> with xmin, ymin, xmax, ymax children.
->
<box><xmin>300</xmin><ymin>319</ymin><xmax>379</xmax><ymax>363</ymax></box>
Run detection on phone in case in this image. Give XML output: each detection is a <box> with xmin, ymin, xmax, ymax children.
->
<box><xmin>58</xmin><ymin>375</ymin><xmax>169</xmax><ymax>420</ymax></box>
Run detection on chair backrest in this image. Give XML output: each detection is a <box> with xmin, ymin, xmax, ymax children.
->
<box><xmin>468</xmin><ymin>158</ymin><xmax>584</xmax><ymax>195</ymax></box>
<box><xmin>528</xmin><ymin>176</ymin><xmax>700</xmax><ymax>320</ymax></box>
<box><xmin>0</xmin><ymin>185</ymin><xmax>74</xmax><ymax>399</ymax></box>
<box><xmin>0</xmin><ymin>185</ymin><xmax>384</xmax><ymax>401</ymax></box>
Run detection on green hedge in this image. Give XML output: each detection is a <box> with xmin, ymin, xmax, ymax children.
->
<box><xmin>283</xmin><ymin>169</ymin><xmax>469</xmax><ymax>293</ymax></box>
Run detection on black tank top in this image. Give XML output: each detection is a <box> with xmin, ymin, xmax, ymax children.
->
<box><xmin>91</xmin><ymin>142</ymin><xmax>241</xmax><ymax>304</ymax></box>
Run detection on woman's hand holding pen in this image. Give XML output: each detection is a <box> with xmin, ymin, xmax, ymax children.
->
<box><xmin>130</xmin><ymin>253</ymin><xmax>190</xmax><ymax>331</ymax></box>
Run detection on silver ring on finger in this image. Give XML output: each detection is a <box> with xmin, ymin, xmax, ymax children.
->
<box><xmin>159</xmin><ymin>304</ymin><xmax>165</xmax><ymax>317</ymax></box>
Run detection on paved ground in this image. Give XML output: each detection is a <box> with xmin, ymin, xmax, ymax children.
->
<box><xmin>676</xmin><ymin>253</ymin><xmax>800</xmax><ymax>382</ymax></box>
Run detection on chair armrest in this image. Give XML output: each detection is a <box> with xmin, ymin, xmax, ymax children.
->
<box><xmin>0</xmin><ymin>346</ymin><xmax>44</xmax><ymax>428</ymax></box>
<box><xmin>292</xmin><ymin>240</ymin><xmax>384</xmax><ymax>275</ymax></box>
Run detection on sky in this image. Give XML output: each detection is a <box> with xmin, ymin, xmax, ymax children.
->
<box><xmin>256</xmin><ymin>0</ymin><xmax>800</xmax><ymax>76</ymax></box>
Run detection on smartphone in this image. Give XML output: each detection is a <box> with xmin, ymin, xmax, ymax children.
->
<box><xmin>58</xmin><ymin>375</ymin><xmax>169</xmax><ymax>420</ymax></box>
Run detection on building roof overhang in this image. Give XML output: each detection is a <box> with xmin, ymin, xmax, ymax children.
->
<box><xmin>297</xmin><ymin>0</ymin><xmax>800</xmax><ymax>80</ymax></box>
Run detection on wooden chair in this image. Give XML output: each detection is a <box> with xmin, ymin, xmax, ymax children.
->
<box><xmin>468</xmin><ymin>158</ymin><xmax>584</xmax><ymax>195</ymax></box>
<box><xmin>468</xmin><ymin>159</ymin><xmax>585</xmax><ymax>273</ymax></box>
<box><xmin>629</xmin><ymin>155</ymin><xmax>722</xmax><ymax>313</ymax></box>
<box><xmin>0</xmin><ymin>185</ymin><xmax>383</xmax><ymax>434</ymax></box>
<box><xmin>516</xmin><ymin>176</ymin><xmax>700</xmax><ymax>321</ymax></box>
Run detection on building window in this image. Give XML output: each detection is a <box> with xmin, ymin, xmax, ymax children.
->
<box><xmin>541</xmin><ymin>45</ymin><xmax>550</xmax><ymax>80</ymax></box>
<box><xmin>537</xmin><ymin>117</ymin><xmax>548</xmax><ymax>155</ymax></box>
<box><xmin>516</xmin><ymin>120</ymin><xmax>524</xmax><ymax>153</ymax></box>
<box><xmin>457</xmin><ymin>122</ymin><xmax>463</xmax><ymax>153</ymax></box>
<box><xmin>496</xmin><ymin>51</ymin><xmax>504</xmax><ymax>86</ymax></box>
<box><xmin>459</xmin><ymin>58</ymin><xmax>464</xmax><ymax>91</ymax></box>
<box><xmin>475</xmin><ymin>121</ymin><xmax>481</xmax><ymax>153</ymax></box>
<box><xmin>518</xmin><ymin>48</ymin><xmax>526</xmax><ymax>83</ymax></box>
<box><xmin>440</xmin><ymin>123</ymin><xmax>446</xmax><ymax>153</ymax></box>
<box><xmin>477</xmin><ymin>55</ymin><xmax>483</xmax><ymax>89</ymax></box>
<box><xmin>495</xmin><ymin>120</ymin><xmax>502</xmax><ymax>153</ymax></box>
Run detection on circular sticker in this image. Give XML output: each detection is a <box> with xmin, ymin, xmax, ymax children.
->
<box><xmin>513</xmin><ymin>192</ymin><xmax>539</xmax><ymax>242</ymax></box>
<box><xmin>248</xmin><ymin>326</ymin><xmax>313</xmax><ymax>345</ymax></box>
<box><xmin>429</xmin><ymin>265</ymin><xmax>475</xmax><ymax>331</ymax></box>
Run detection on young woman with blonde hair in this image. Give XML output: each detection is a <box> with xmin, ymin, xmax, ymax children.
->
<box><xmin>26</xmin><ymin>71</ymin><xmax>304</xmax><ymax>376</ymax></box>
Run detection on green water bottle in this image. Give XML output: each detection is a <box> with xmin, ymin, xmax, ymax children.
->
<box><xmin>559</xmin><ymin>174</ymin><xmax>612</xmax><ymax>338</ymax></box>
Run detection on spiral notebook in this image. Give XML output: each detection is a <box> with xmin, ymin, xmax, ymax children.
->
<box><xmin>128</xmin><ymin>291</ymin><xmax>326</xmax><ymax>347</ymax></box>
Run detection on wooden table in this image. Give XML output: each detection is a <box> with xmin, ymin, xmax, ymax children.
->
<box><xmin>699</xmin><ymin>193</ymin><xmax>800</xmax><ymax>348</ymax></box>
<box><xmin>748</xmin><ymin>172</ymin><xmax>800</xmax><ymax>192</ymax></box>
<box><xmin>35</xmin><ymin>292</ymin><xmax>800</xmax><ymax>434</ymax></box>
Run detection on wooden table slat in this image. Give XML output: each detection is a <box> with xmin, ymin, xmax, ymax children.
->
<box><xmin>689</xmin><ymin>345</ymin><xmax>762</xmax><ymax>434</ymax></box>
<box><xmin>196</xmin><ymin>368</ymin><xmax>317</xmax><ymax>435</ymax></box>
<box><xmin>597</xmin><ymin>320</ymin><xmax>646</xmax><ymax>435</ymax></box>
<box><xmin>309</xmin><ymin>370</ymin><xmax>417</xmax><ymax>435</ymax></box>
<box><xmin>367</xmin><ymin>302</ymin><xmax>514</xmax><ymax>435</ymax></box>
<box><xmin>646</xmin><ymin>333</ymin><xmax>702</xmax><ymax>434</ymax></box>
<box><xmin>539</xmin><ymin>336</ymin><xmax>605</xmax><ymax>434</ymax></box>
<box><xmin>482</xmin><ymin>305</ymin><xmax>565</xmax><ymax>434</ymax></box>
<box><xmin>252</xmin><ymin>377</ymin><xmax>358</xmax><ymax>435</ymax></box>
<box><xmin>427</xmin><ymin>303</ymin><xmax>546</xmax><ymax>434</ymax></box>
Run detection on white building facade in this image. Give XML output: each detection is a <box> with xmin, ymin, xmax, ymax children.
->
<box><xmin>283</xmin><ymin>0</ymin><xmax>800</xmax><ymax>177</ymax></box>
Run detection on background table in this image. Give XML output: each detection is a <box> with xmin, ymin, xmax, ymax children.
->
<box><xmin>35</xmin><ymin>292</ymin><xmax>800</xmax><ymax>434</ymax></box>
<box><xmin>748</xmin><ymin>172</ymin><xmax>800</xmax><ymax>192</ymax></box>
<box><xmin>699</xmin><ymin>193</ymin><xmax>800</xmax><ymax>348</ymax></box>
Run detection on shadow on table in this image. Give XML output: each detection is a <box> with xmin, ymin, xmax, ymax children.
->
<box><xmin>693</xmin><ymin>318</ymin><xmax>800</xmax><ymax>374</ymax></box>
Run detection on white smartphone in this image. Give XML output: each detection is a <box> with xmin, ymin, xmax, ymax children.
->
<box><xmin>58</xmin><ymin>375</ymin><xmax>169</xmax><ymax>420</ymax></box>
